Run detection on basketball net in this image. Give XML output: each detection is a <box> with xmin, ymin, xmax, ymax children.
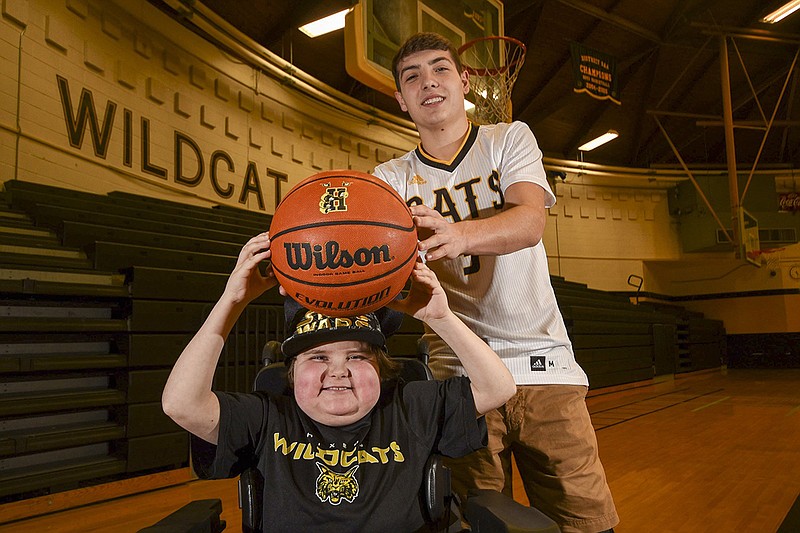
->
<box><xmin>458</xmin><ymin>36</ymin><xmax>527</xmax><ymax>124</ymax></box>
<box><xmin>746</xmin><ymin>247</ymin><xmax>785</xmax><ymax>269</ymax></box>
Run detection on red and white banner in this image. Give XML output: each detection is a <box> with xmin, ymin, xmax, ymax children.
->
<box><xmin>778</xmin><ymin>192</ymin><xmax>800</xmax><ymax>212</ymax></box>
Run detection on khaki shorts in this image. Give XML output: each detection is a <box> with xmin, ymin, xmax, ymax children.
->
<box><xmin>445</xmin><ymin>385</ymin><xmax>619</xmax><ymax>533</ymax></box>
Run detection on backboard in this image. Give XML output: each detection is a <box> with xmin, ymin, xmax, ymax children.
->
<box><xmin>741</xmin><ymin>207</ymin><xmax>760</xmax><ymax>267</ymax></box>
<box><xmin>344</xmin><ymin>0</ymin><xmax>504</xmax><ymax>96</ymax></box>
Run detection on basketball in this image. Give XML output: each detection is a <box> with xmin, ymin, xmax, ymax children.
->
<box><xmin>269</xmin><ymin>170</ymin><xmax>417</xmax><ymax>317</ymax></box>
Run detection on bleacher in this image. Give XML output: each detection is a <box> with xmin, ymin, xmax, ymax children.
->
<box><xmin>0</xmin><ymin>180</ymin><xmax>278</xmax><ymax>503</ymax></box>
<box><xmin>552</xmin><ymin>278</ymin><xmax>678</xmax><ymax>388</ymax></box>
<box><xmin>636</xmin><ymin>301</ymin><xmax>727</xmax><ymax>373</ymax></box>
<box><xmin>0</xmin><ymin>179</ymin><xmax>727</xmax><ymax>503</ymax></box>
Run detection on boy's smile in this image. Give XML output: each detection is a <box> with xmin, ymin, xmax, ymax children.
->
<box><xmin>293</xmin><ymin>340</ymin><xmax>381</xmax><ymax>427</ymax></box>
<box><xmin>394</xmin><ymin>49</ymin><xmax>470</xmax><ymax>132</ymax></box>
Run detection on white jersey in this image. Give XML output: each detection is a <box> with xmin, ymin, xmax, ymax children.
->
<box><xmin>373</xmin><ymin>121</ymin><xmax>587</xmax><ymax>386</ymax></box>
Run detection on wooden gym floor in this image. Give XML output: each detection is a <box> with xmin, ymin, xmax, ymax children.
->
<box><xmin>1</xmin><ymin>367</ymin><xmax>798</xmax><ymax>532</ymax></box>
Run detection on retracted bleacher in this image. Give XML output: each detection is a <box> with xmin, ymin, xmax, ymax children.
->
<box><xmin>554</xmin><ymin>277</ymin><xmax>725</xmax><ymax>387</ymax></box>
<box><xmin>552</xmin><ymin>277</ymin><xmax>671</xmax><ymax>387</ymax></box>
<box><xmin>635</xmin><ymin>301</ymin><xmax>726</xmax><ymax>373</ymax></box>
<box><xmin>0</xmin><ymin>180</ymin><xmax>278</xmax><ymax>503</ymax></box>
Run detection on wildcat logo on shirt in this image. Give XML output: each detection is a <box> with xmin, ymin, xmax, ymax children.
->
<box><xmin>273</xmin><ymin>433</ymin><xmax>405</xmax><ymax>467</ymax></box>
<box><xmin>316</xmin><ymin>463</ymin><xmax>359</xmax><ymax>505</ymax></box>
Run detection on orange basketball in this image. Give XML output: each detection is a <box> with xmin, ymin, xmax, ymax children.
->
<box><xmin>269</xmin><ymin>170</ymin><xmax>417</xmax><ymax>317</ymax></box>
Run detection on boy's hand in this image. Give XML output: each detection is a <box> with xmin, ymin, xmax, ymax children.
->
<box><xmin>411</xmin><ymin>205</ymin><xmax>467</xmax><ymax>262</ymax></box>
<box><xmin>389</xmin><ymin>261</ymin><xmax>449</xmax><ymax>323</ymax></box>
<box><xmin>224</xmin><ymin>232</ymin><xmax>277</xmax><ymax>306</ymax></box>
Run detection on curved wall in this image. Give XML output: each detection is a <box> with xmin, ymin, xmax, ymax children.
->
<box><xmin>0</xmin><ymin>0</ymin><xmax>417</xmax><ymax>213</ymax></box>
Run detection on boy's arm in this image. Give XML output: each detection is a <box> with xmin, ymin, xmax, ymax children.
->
<box><xmin>413</xmin><ymin>181</ymin><xmax>546</xmax><ymax>261</ymax></box>
<box><xmin>428</xmin><ymin>311</ymin><xmax>516</xmax><ymax>416</ymax></box>
<box><xmin>390</xmin><ymin>263</ymin><xmax>516</xmax><ymax>415</ymax></box>
<box><xmin>162</xmin><ymin>233</ymin><xmax>275</xmax><ymax>444</ymax></box>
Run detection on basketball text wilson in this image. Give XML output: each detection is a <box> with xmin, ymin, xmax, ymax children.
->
<box><xmin>283</xmin><ymin>241</ymin><xmax>391</xmax><ymax>270</ymax></box>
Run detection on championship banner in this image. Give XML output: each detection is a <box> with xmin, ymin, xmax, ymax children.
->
<box><xmin>570</xmin><ymin>42</ymin><xmax>620</xmax><ymax>105</ymax></box>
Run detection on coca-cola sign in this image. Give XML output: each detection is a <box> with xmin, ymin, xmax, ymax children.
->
<box><xmin>779</xmin><ymin>193</ymin><xmax>800</xmax><ymax>212</ymax></box>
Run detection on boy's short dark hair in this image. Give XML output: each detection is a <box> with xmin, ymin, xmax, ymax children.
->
<box><xmin>392</xmin><ymin>32</ymin><xmax>464</xmax><ymax>90</ymax></box>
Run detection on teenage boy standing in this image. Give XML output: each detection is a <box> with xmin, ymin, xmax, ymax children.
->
<box><xmin>372</xmin><ymin>32</ymin><xmax>619</xmax><ymax>533</ymax></box>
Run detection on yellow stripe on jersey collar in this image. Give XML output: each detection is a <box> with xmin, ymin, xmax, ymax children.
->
<box><xmin>415</xmin><ymin>122</ymin><xmax>480</xmax><ymax>172</ymax></box>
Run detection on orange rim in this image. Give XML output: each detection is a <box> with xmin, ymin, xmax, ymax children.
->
<box><xmin>458</xmin><ymin>35</ymin><xmax>527</xmax><ymax>77</ymax></box>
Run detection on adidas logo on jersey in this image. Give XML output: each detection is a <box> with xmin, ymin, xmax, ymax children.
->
<box><xmin>409</xmin><ymin>174</ymin><xmax>426</xmax><ymax>184</ymax></box>
<box><xmin>530</xmin><ymin>356</ymin><xmax>547</xmax><ymax>371</ymax></box>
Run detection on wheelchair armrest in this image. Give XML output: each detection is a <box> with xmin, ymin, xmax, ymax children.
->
<box><xmin>137</xmin><ymin>498</ymin><xmax>226</xmax><ymax>533</ymax></box>
<box><xmin>239</xmin><ymin>467</ymin><xmax>264</xmax><ymax>533</ymax></box>
<box><xmin>464</xmin><ymin>489</ymin><xmax>560</xmax><ymax>533</ymax></box>
<box><xmin>421</xmin><ymin>454</ymin><xmax>451</xmax><ymax>523</ymax></box>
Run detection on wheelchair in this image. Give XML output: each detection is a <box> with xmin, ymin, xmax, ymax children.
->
<box><xmin>142</xmin><ymin>341</ymin><xmax>559</xmax><ymax>533</ymax></box>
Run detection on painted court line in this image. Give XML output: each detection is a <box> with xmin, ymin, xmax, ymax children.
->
<box><xmin>592</xmin><ymin>388</ymin><xmax>726</xmax><ymax>430</ymax></box>
<box><xmin>691</xmin><ymin>396</ymin><xmax>730</xmax><ymax>412</ymax></box>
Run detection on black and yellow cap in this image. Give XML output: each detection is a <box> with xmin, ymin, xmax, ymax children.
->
<box><xmin>281</xmin><ymin>300</ymin><xmax>402</xmax><ymax>360</ymax></box>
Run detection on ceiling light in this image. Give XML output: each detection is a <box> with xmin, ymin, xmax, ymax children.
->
<box><xmin>762</xmin><ymin>1</ymin><xmax>800</xmax><ymax>23</ymax></box>
<box><xmin>578</xmin><ymin>130</ymin><xmax>619</xmax><ymax>151</ymax></box>
<box><xmin>464</xmin><ymin>99</ymin><xmax>475</xmax><ymax>112</ymax></box>
<box><xmin>298</xmin><ymin>8</ymin><xmax>351</xmax><ymax>38</ymax></box>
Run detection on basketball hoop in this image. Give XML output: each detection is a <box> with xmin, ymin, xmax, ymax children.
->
<box><xmin>458</xmin><ymin>36</ymin><xmax>527</xmax><ymax>124</ymax></box>
<box><xmin>745</xmin><ymin>247</ymin><xmax>785</xmax><ymax>268</ymax></box>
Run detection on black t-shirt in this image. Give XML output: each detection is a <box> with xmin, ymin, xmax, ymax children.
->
<box><xmin>192</xmin><ymin>377</ymin><xmax>486</xmax><ymax>532</ymax></box>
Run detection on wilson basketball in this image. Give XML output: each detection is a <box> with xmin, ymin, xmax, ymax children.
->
<box><xmin>269</xmin><ymin>170</ymin><xmax>417</xmax><ymax>317</ymax></box>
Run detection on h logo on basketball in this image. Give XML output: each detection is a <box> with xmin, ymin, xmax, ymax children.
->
<box><xmin>320</xmin><ymin>186</ymin><xmax>349</xmax><ymax>214</ymax></box>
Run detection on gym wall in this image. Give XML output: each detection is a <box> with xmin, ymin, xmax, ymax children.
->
<box><xmin>0</xmin><ymin>0</ymin><xmax>416</xmax><ymax>213</ymax></box>
<box><xmin>1</xmin><ymin>0</ymin><xmax>797</xmax><ymax>334</ymax></box>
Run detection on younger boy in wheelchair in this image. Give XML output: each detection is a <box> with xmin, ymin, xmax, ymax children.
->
<box><xmin>162</xmin><ymin>233</ymin><xmax>516</xmax><ymax>532</ymax></box>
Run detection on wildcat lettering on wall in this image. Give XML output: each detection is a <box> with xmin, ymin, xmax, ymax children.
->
<box><xmin>56</xmin><ymin>75</ymin><xmax>287</xmax><ymax>211</ymax></box>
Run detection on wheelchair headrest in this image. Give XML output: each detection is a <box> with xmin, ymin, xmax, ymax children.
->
<box><xmin>254</xmin><ymin>362</ymin><xmax>291</xmax><ymax>396</ymax></box>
